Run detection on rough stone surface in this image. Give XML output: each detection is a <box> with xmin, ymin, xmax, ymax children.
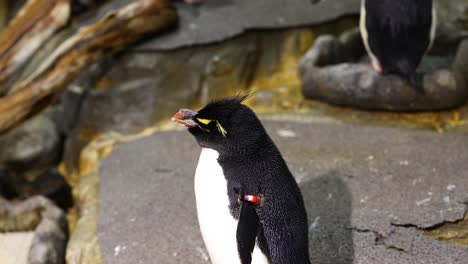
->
<box><xmin>302</xmin><ymin>35</ymin><xmax>348</xmax><ymax>67</ymax></box>
<box><xmin>27</xmin><ymin>198</ymin><xmax>68</xmax><ymax>264</ymax></box>
<box><xmin>7</xmin><ymin>0</ymin><xmax>468</xmax><ymax>53</ymax></box>
<box><xmin>49</xmin><ymin>60</ymin><xmax>113</xmax><ymax>137</ymax></box>
<box><xmin>79</xmin><ymin>29</ymin><xmax>312</xmax><ymax>134</ymax></box>
<box><xmin>0</xmin><ymin>196</ymin><xmax>68</xmax><ymax>264</ymax></box>
<box><xmin>300</xmin><ymin>29</ymin><xmax>364</xmax><ymax>67</ymax></box>
<box><xmin>133</xmin><ymin>0</ymin><xmax>467</xmax><ymax>51</ymax></box>
<box><xmin>65</xmin><ymin>171</ymin><xmax>102</xmax><ymax>264</ymax></box>
<box><xmin>300</xmin><ymin>40</ymin><xmax>468</xmax><ymax>112</ymax></box>
<box><xmin>136</xmin><ymin>0</ymin><xmax>361</xmax><ymax>50</ymax></box>
<box><xmin>79</xmin><ymin>33</ymin><xmax>258</xmax><ymax>134</ymax></box>
<box><xmin>432</xmin><ymin>0</ymin><xmax>468</xmax><ymax>54</ymax></box>
<box><xmin>98</xmin><ymin>121</ymin><xmax>468</xmax><ymax>264</ymax></box>
<box><xmin>0</xmin><ymin>232</ymin><xmax>34</xmax><ymax>264</ymax></box>
<box><xmin>338</xmin><ymin>27</ymin><xmax>365</xmax><ymax>61</ymax></box>
<box><xmin>0</xmin><ymin>115</ymin><xmax>61</xmax><ymax>170</ymax></box>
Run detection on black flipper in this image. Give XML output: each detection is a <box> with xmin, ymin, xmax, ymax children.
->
<box><xmin>236</xmin><ymin>200</ymin><xmax>259</xmax><ymax>264</ymax></box>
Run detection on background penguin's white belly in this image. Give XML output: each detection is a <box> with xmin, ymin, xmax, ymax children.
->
<box><xmin>194</xmin><ymin>148</ymin><xmax>269</xmax><ymax>264</ymax></box>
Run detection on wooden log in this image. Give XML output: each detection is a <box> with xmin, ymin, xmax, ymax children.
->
<box><xmin>0</xmin><ymin>0</ymin><xmax>178</xmax><ymax>134</ymax></box>
<box><xmin>0</xmin><ymin>0</ymin><xmax>70</xmax><ymax>94</ymax></box>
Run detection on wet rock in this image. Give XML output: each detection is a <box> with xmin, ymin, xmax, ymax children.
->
<box><xmin>300</xmin><ymin>41</ymin><xmax>468</xmax><ymax>111</ymax></box>
<box><xmin>137</xmin><ymin>0</ymin><xmax>361</xmax><ymax>50</ymax></box>
<box><xmin>0</xmin><ymin>115</ymin><xmax>61</xmax><ymax>170</ymax></box>
<box><xmin>0</xmin><ymin>196</ymin><xmax>67</xmax><ymax>264</ymax></box>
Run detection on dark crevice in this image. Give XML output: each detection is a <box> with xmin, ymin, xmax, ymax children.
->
<box><xmin>390</xmin><ymin>212</ymin><xmax>467</xmax><ymax>232</ymax></box>
<box><xmin>349</xmin><ymin>227</ymin><xmax>410</xmax><ymax>254</ymax></box>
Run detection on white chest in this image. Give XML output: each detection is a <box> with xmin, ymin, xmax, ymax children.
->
<box><xmin>194</xmin><ymin>148</ymin><xmax>268</xmax><ymax>264</ymax></box>
<box><xmin>359</xmin><ymin>0</ymin><xmax>378</xmax><ymax>63</ymax></box>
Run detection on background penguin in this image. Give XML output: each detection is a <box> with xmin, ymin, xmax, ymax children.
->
<box><xmin>360</xmin><ymin>0</ymin><xmax>437</xmax><ymax>87</ymax></box>
<box><xmin>172</xmin><ymin>96</ymin><xmax>311</xmax><ymax>264</ymax></box>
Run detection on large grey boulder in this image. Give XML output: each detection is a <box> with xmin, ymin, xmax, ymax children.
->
<box><xmin>0</xmin><ymin>115</ymin><xmax>61</xmax><ymax>170</ymax></box>
<box><xmin>300</xmin><ymin>39</ymin><xmax>468</xmax><ymax>112</ymax></box>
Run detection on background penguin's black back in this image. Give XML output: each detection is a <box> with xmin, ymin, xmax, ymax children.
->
<box><xmin>365</xmin><ymin>0</ymin><xmax>433</xmax><ymax>76</ymax></box>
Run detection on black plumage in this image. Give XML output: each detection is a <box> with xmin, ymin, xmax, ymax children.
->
<box><xmin>173</xmin><ymin>96</ymin><xmax>311</xmax><ymax>264</ymax></box>
<box><xmin>237</xmin><ymin>200</ymin><xmax>260</xmax><ymax>264</ymax></box>
<box><xmin>361</xmin><ymin>0</ymin><xmax>435</xmax><ymax>83</ymax></box>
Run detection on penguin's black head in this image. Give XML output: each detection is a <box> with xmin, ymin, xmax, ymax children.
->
<box><xmin>172</xmin><ymin>95</ymin><xmax>266</xmax><ymax>154</ymax></box>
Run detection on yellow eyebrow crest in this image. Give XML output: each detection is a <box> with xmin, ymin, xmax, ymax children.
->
<box><xmin>216</xmin><ymin>121</ymin><xmax>228</xmax><ymax>137</ymax></box>
<box><xmin>196</xmin><ymin>118</ymin><xmax>212</xmax><ymax>125</ymax></box>
<box><xmin>196</xmin><ymin>118</ymin><xmax>227</xmax><ymax>137</ymax></box>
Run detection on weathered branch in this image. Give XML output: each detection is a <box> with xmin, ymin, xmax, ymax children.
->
<box><xmin>0</xmin><ymin>0</ymin><xmax>178</xmax><ymax>134</ymax></box>
<box><xmin>0</xmin><ymin>0</ymin><xmax>70</xmax><ymax>94</ymax></box>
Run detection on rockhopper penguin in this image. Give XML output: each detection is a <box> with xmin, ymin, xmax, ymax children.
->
<box><xmin>360</xmin><ymin>0</ymin><xmax>437</xmax><ymax>86</ymax></box>
<box><xmin>172</xmin><ymin>96</ymin><xmax>311</xmax><ymax>264</ymax></box>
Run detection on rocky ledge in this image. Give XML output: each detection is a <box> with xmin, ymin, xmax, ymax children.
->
<box><xmin>98</xmin><ymin>120</ymin><xmax>468</xmax><ymax>264</ymax></box>
<box><xmin>300</xmin><ymin>36</ymin><xmax>468</xmax><ymax>112</ymax></box>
